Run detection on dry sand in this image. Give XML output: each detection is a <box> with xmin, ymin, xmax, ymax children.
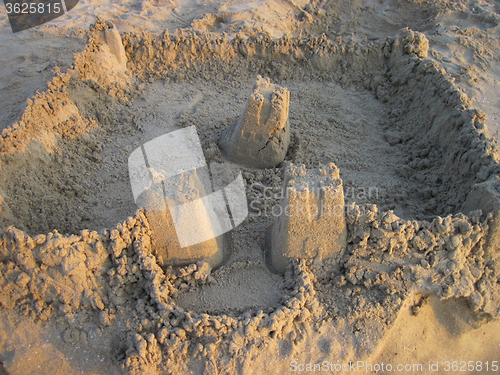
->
<box><xmin>0</xmin><ymin>1</ymin><xmax>500</xmax><ymax>374</ymax></box>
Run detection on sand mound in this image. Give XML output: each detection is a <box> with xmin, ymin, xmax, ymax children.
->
<box><xmin>0</xmin><ymin>17</ymin><xmax>500</xmax><ymax>374</ymax></box>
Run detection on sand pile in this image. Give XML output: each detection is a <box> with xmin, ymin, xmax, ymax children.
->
<box><xmin>0</xmin><ymin>13</ymin><xmax>500</xmax><ymax>375</ymax></box>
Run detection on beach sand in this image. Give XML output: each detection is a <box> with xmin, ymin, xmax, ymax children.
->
<box><xmin>0</xmin><ymin>1</ymin><xmax>499</xmax><ymax>374</ymax></box>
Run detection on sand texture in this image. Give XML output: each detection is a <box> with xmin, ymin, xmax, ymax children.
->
<box><xmin>1</xmin><ymin>1</ymin><xmax>500</xmax><ymax>374</ymax></box>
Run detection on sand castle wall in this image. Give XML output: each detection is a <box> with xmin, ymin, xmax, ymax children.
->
<box><xmin>381</xmin><ymin>29</ymin><xmax>500</xmax><ymax>263</ymax></box>
<box><xmin>0</xmin><ymin>215</ymin><xmax>321</xmax><ymax>373</ymax></box>
<box><xmin>120</xmin><ymin>29</ymin><xmax>388</xmax><ymax>85</ymax></box>
<box><xmin>120</xmin><ymin>28</ymin><xmax>500</xmax><ymax>205</ymax></box>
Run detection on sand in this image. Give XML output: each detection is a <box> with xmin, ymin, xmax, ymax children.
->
<box><xmin>0</xmin><ymin>1</ymin><xmax>500</xmax><ymax>374</ymax></box>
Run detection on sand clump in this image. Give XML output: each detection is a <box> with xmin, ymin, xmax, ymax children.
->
<box><xmin>0</xmin><ymin>15</ymin><xmax>500</xmax><ymax>374</ymax></box>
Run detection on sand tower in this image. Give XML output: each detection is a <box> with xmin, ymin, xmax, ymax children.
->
<box><xmin>129</xmin><ymin>127</ymin><xmax>247</xmax><ymax>268</ymax></box>
<box><xmin>92</xmin><ymin>19</ymin><xmax>128</xmax><ymax>68</ymax></box>
<box><xmin>219</xmin><ymin>76</ymin><xmax>291</xmax><ymax>169</ymax></box>
<box><xmin>137</xmin><ymin>168</ymin><xmax>225</xmax><ymax>268</ymax></box>
<box><xmin>270</xmin><ymin>163</ymin><xmax>348</xmax><ymax>273</ymax></box>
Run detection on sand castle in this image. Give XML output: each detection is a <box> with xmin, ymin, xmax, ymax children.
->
<box><xmin>1</xmin><ymin>17</ymin><xmax>500</xmax><ymax>374</ymax></box>
<box><xmin>219</xmin><ymin>77</ymin><xmax>348</xmax><ymax>273</ymax></box>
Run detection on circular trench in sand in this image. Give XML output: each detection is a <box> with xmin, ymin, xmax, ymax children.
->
<box><xmin>0</xmin><ymin>27</ymin><xmax>495</xmax><ymax>313</ymax></box>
